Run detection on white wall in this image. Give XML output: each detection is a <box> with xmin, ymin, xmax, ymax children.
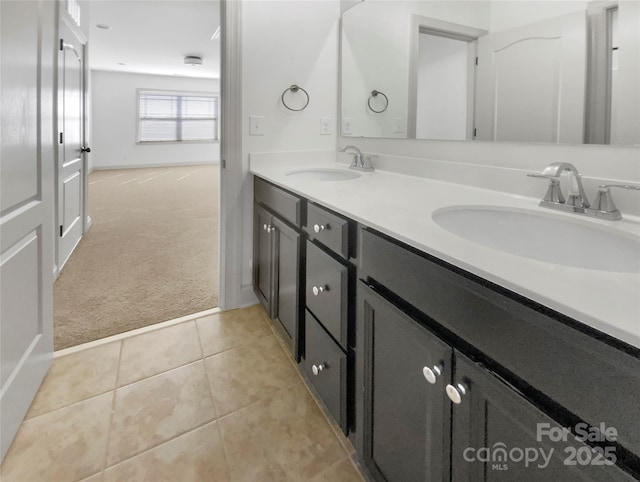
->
<box><xmin>489</xmin><ymin>1</ymin><xmax>587</xmax><ymax>32</ymax></box>
<box><xmin>240</xmin><ymin>0</ymin><xmax>340</xmax><ymax>293</ymax></box>
<box><xmin>90</xmin><ymin>70</ymin><xmax>220</xmax><ymax>170</ymax></box>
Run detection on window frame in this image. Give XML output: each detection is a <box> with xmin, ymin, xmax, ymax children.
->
<box><xmin>136</xmin><ymin>88</ymin><xmax>220</xmax><ymax>144</ymax></box>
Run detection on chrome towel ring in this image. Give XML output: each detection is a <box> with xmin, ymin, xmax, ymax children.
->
<box><xmin>281</xmin><ymin>84</ymin><xmax>310</xmax><ymax>111</ymax></box>
<box><xmin>367</xmin><ymin>90</ymin><xmax>389</xmax><ymax>113</ymax></box>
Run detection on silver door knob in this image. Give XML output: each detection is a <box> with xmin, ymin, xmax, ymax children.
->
<box><xmin>312</xmin><ymin>285</ymin><xmax>325</xmax><ymax>296</ymax></box>
<box><xmin>446</xmin><ymin>383</ymin><xmax>467</xmax><ymax>404</ymax></box>
<box><xmin>312</xmin><ymin>363</ymin><xmax>326</xmax><ymax>376</ymax></box>
<box><xmin>422</xmin><ymin>365</ymin><xmax>442</xmax><ymax>384</ymax></box>
<box><xmin>313</xmin><ymin>224</ymin><xmax>326</xmax><ymax>233</ymax></box>
<box><xmin>266</xmin><ymin>225</ymin><xmax>276</xmax><ymax>234</ymax></box>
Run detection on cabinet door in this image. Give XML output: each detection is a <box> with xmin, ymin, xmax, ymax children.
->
<box><xmin>357</xmin><ymin>282</ymin><xmax>453</xmax><ymax>482</ymax></box>
<box><xmin>272</xmin><ymin>216</ymin><xmax>302</xmax><ymax>360</ymax></box>
<box><xmin>253</xmin><ymin>204</ymin><xmax>274</xmax><ymax>317</ymax></box>
<box><xmin>451</xmin><ymin>352</ymin><xmax>634</xmax><ymax>481</ymax></box>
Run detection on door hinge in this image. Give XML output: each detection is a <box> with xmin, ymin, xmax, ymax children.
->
<box><xmin>59</xmin><ymin>132</ymin><xmax>64</xmax><ymax>144</ymax></box>
<box><xmin>59</xmin><ymin>225</ymin><xmax>63</xmax><ymax>237</ymax></box>
<box><xmin>59</xmin><ymin>39</ymin><xmax>64</xmax><ymax>51</ymax></box>
<box><xmin>221</xmin><ymin>159</ymin><xmax>226</xmax><ymax>169</ymax></box>
<box><xmin>473</xmin><ymin>128</ymin><xmax>477</xmax><ymax>138</ymax></box>
<box><xmin>475</xmin><ymin>57</ymin><xmax>478</xmax><ymax>66</ymax></box>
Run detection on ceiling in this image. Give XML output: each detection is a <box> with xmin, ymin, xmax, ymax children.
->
<box><xmin>89</xmin><ymin>0</ymin><xmax>220</xmax><ymax>79</ymax></box>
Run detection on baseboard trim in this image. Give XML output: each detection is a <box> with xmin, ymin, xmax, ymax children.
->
<box><xmin>91</xmin><ymin>161</ymin><xmax>219</xmax><ymax>171</ymax></box>
<box><xmin>54</xmin><ymin>307</ymin><xmax>221</xmax><ymax>357</ymax></box>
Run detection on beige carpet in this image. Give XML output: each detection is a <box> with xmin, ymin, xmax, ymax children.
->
<box><xmin>54</xmin><ymin>165</ymin><xmax>218</xmax><ymax>350</ymax></box>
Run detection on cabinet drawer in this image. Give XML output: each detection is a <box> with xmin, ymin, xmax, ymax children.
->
<box><xmin>306</xmin><ymin>240</ymin><xmax>349</xmax><ymax>347</ymax></box>
<box><xmin>254</xmin><ymin>177</ymin><xmax>303</xmax><ymax>227</ymax></box>
<box><xmin>305</xmin><ymin>310</ymin><xmax>347</xmax><ymax>433</ymax></box>
<box><xmin>307</xmin><ymin>203</ymin><xmax>352</xmax><ymax>258</ymax></box>
<box><xmin>360</xmin><ymin>227</ymin><xmax>640</xmax><ymax>465</ymax></box>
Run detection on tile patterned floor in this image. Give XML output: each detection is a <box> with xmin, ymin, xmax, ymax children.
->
<box><xmin>0</xmin><ymin>305</ymin><xmax>365</xmax><ymax>482</ymax></box>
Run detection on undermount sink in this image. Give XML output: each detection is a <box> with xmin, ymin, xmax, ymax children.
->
<box><xmin>285</xmin><ymin>168</ymin><xmax>361</xmax><ymax>181</ymax></box>
<box><xmin>432</xmin><ymin>206</ymin><xmax>640</xmax><ymax>273</ymax></box>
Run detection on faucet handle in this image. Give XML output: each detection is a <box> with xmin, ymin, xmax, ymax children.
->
<box><xmin>527</xmin><ymin>173</ymin><xmax>565</xmax><ymax>203</ymax></box>
<box><xmin>592</xmin><ymin>184</ymin><xmax>640</xmax><ymax>219</ymax></box>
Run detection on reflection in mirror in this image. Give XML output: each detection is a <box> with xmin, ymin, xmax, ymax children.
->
<box><xmin>340</xmin><ymin>1</ymin><xmax>640</xmax><ymax>145</ymax></box>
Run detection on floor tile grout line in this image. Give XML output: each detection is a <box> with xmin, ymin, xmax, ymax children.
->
<box><xmin>196</xmin><ymin>320</ymin><xmax>221</xmax><ymax>420</ymax></box>
<box><xmin>213</xmin><ymin>418</ymin><xmax>233</xmax><ymax>481</ymax></box>
<box><xmin>193</xmin><ymin>317</ymin><xmax>207</xmax><ymax>362</ymax></box>
<box><xmin>102</xmin><ymin>416</ymin><xmax>220</xmax><ymax>472</ymax></box>
<box><xmin>99</xmin><ymin>340</ymin><xmax>123</xmax><ymax>476</ymax></box>
<box><xmin>200</xmin><ymin>331</ymin><xmax>276</xmax><ymax>361</ymax></box>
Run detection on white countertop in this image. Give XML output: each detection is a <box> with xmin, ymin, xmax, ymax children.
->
<box><xmin>250</xmin><ymin>158</ymin><xmax>640</xmax><ymax>349</ymax></box>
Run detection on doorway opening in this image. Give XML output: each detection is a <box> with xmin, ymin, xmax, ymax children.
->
<box><xmin>53</xmin><ymin>0</ymin><xmax>221</xmax><ymax>350</ymax></box>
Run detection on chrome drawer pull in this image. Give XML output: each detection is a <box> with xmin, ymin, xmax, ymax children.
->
<box><xmin>313</xmin><ymin>223</ymin><xmax>327</xmax><ymax>233</ymax></box>
<box><xmin>312</xmin><ymin>363</ymin><xmax>327</xmax><ymax>376</ymax></box>
<box><xmin>312</xmin><ymin>285</ymin><xmax>326</xmax><ymax>296</ymax></box>
<box><xmin>422</xmin><ymin>364</ymin><xmax>442</xmax><ymax>384</ymax></box>
<box><xmin>446</xmin><ymin>383</ymin><xmax>468</xmax><ymax>404</ymax></box>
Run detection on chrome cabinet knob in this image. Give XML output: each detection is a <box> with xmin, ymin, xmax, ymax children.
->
<box><xmin>263</xmin><ymin>224</ymin><xmax>268</xmax><ymax>231</ymax></box>
<box><xmin>422</xmin><ymin>364</ymin><xmax>442</xmax><ymax>384</ymax></box>
<box><xmin>313</xmin><ymin>224</ymin><xmax>327</xmax><ymax>233</ymax></box>
<box><xmin>312</xmin><ymin>363</ymin><xmax>326</xmax><ymax>376</ymax></box>
<box><xmin>446</xmin><ymin>383</ymin><xmax>467</xmax><ymax>404</ymax></box>
<box><xmin>312</xmin><ymin>285</ymin><xmax>325</xmax><ymax>296</ymax></box>
<box><xmin>266</xmin><ymin>225</ymin><xmax>276</xmax><ymax>234</ymax></box>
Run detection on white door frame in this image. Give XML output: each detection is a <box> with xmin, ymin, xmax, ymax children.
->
<box><xmin>219</xmin><ymin>0</ymin><xmax>245</xmax><ymax>310</ymax></box>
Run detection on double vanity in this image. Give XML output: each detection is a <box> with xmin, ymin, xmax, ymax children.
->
<box><xmin>250</xmin><ymin>153</ymin><xmax>640</xmax><ymax>481</ymax></box>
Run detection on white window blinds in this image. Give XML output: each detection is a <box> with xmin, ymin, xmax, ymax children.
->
<box><xmin>138</xmin><ymin>91</ymin><xmax>218</xmax><ymax>142</ymax></box>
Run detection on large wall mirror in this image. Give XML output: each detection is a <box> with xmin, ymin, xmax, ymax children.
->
<box><xmin>340</xmin><ymin>0</ymin><xmax>640</xmax><ymax>145</ymax></box>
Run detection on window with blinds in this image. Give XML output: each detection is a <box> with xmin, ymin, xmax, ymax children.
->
<box><xmin>138</xmin><ymin>91</ymin><xmax>218</xmax><ymax>142</ymax></box>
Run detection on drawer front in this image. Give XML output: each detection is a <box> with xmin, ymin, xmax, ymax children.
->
<box><xmin>360</xmin><ymin>227</ymin><xmax>640</xmax><ymax>465</ymax></box>
<box><xmin>305</xmin><ymin>310</ymin><xmax>347</xmax><ymax>433</ymax></box>
<box><xmin>306</xmin><ymin>240</ymin><xmax>349</xmax><ymax>347</ymax></box>
<box><xmin>307</xmin><ymin>203</ymin><xmax>351</xmax><ymax>258</ymax></box>
<box><xmin>254</xmin><ymin>177</ymin><xmax>303</xmax><ymax>227</ymax></box>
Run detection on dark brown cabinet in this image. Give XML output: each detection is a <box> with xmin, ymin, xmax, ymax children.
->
<box><xmin>253</xmin><ymin>180</ymin><xmax>303</xmax><ymax>360</ymax></box>
<box><xmin>357</xmin><ymin>226</ymin><xmax>637</xmax><ymax>481</ymax></box>
<box><xmin>252</xmin><ymin>175</ymin><xmax>638</xmax><ymax>481</ymax></box>
<box><xmin>357</xmin><ymin>282</ymin><xmax>633</xmax><ymax>482</ymax></box>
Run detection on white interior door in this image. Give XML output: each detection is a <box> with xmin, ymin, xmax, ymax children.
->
<box><xmin>58</xmin><ymin>20</ymin><xmax>86</xmax><ymax>271</ymax></box>
<box><xmin>475</xmin><ymin>11</ymin><xmax>587</xmax><ymax>143</ymax></box>
<box><xmin>1</xmin><ymin>0</ymin><xmax>55</xmax><ymax>461</ymax></box>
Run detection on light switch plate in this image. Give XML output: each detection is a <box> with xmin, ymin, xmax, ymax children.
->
<box><xmin>342</xmin><ymin>117</ymin><xmax>353</xmax><ymax>135</ymax></box>
<box><xmin>393</xmin><ymin>117</ymin><xmax>404</xmax><ymax>134</ymax></box>
<box><xmin>250</xmin><ymin>115</ymin><xmax>265</xmax><ymax>136</ymax></box>
<box><xmin>320</xmin><ymin>117</ymin><xmax>332</xmax><ymax>135</ymax></box>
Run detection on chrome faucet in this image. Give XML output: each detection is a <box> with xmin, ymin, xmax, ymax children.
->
<box><xmin>540</xmin><ymin>162</ymin><xmax>590</xmax><ymax>209</ymax></box>
<box><xmin>528</xmin><ymin>162</ymin><xmax>640</xmax><ymax>220</ymax></box>
<box><xmin>340</xmin><ymin>145</ymin><xmax>374</xmax><ymax>171</ymax></box>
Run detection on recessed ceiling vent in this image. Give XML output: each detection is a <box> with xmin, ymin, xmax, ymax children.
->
<box><xmin>184</xmin><ymin>55</ymin><xmax>203</xmax><ymax>67</ymax></box>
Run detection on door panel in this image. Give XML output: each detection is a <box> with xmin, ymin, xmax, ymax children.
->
<box><xmin>253</xmin><ymin>204</ymin><xmax>274</xmax><ymax>315</ymax></box>
<box><xmin>0</xmin><ymin>0</ymin><xmax>55</xmax><ymax>461</ymax></box>
<box><xmin>475</xmin><ymin>11</ymin><xmax>586</xmax><ymax>143</ymax></box>
<box><xmin>272</xmin><ymin>216</ymin><xmax>301</xmax><ymax>358</ymax></box>
<box><xmin>58</xmin><ymin>20</ymin><xmax>85</xmax><ymax>270</ymax></box>
<box><xmin>357</xmin><ymin>282</ymin><xmax>453</xmax><ymax>482</ymax></box>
